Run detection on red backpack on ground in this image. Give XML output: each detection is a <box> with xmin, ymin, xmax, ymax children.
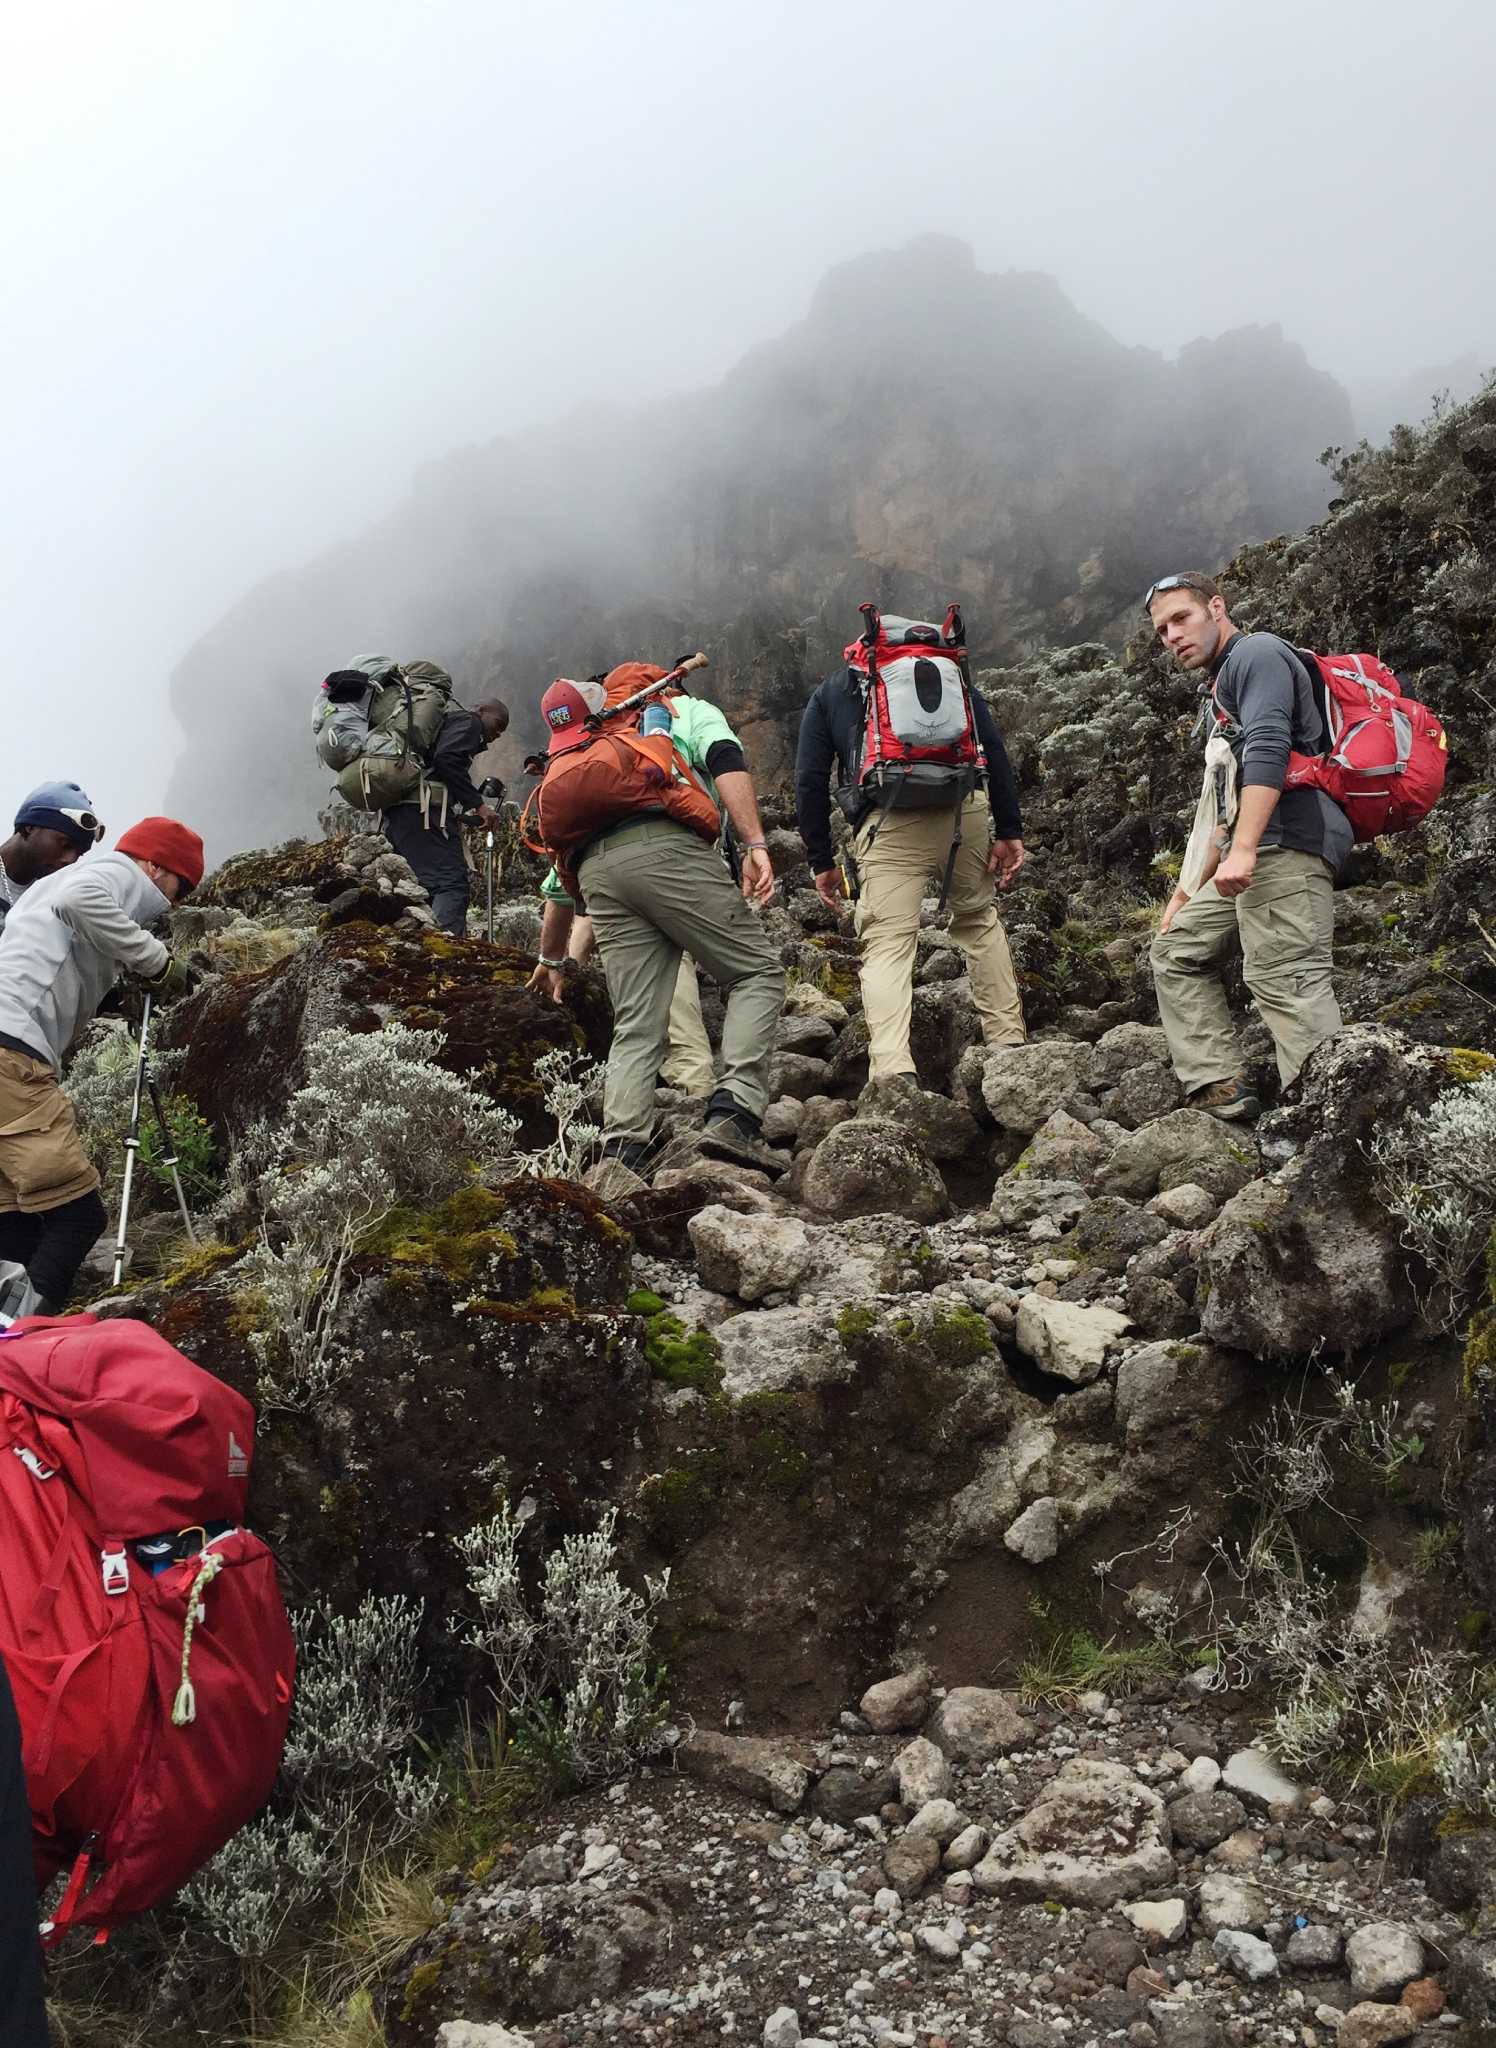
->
<box><xmin>0</xmin><ymin>1315</ymin><xmax>294</xmax><ymax>1941</ymax></box>
<box><xmin>847</xmin><ymin>603</ymin><xmax>983</xmax><ymax>808</ymax></box>
<box><xmin>1282</xmin><ymin>648</ymin><xmax>1449</xmax><ymax>840</ymax></box>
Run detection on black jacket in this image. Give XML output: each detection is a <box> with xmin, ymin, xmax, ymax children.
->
<box><xmin>794</xmin><ymin>667</ymin><xmax>1023</xmax><ymax>875</ymax></box>
<box><xmin>427</xmin><ymin>707</ymin><xmax>487</xmax><ymax>811</ymax></box>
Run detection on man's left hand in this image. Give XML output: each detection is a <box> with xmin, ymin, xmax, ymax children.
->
<box><xmin>740</xmin><ymin>847</ymin><xmax>775</xmax><ymax>905</ymax></box>
<box><xmin>526</xmin><ymin>963</ymin><xmax>567</xmax><ymax>1003</ymax></box>
<box><xmin>1214</xmin><ymin>845</ymin><xmax>1257</xmax><ymax>898</ymax></box>
<box><xmin>987</xmin><ymin>838</ymin><xmax>1025</xmax><ymax>889</ymax></box>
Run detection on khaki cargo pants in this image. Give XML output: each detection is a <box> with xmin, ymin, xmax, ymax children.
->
<box><xmin>580</xmin><ymin>820</ymin><xmax>784</xmax><ymax>1146</ymax></box>
<box><xmin>0</xmin><ymin>1048</ymin><xmax>101</xmax><ymax>1213</ymax></box>
<box><xmin>658</xmin><ymin>958</ymin><xmax>716</xmax><ymax>1096</ymax></box>
<box><xmin>854</xmin><ymin>792</ymin><xmax>1026</xmax><ymax>1083</ymax></box>
<box><xmin>1150</xmin><ymin>847</ymin><xmax>1342</xmax><ymax>1093</ymax></box>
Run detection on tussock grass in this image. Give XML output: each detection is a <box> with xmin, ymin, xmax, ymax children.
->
<box><xmin>1017</xmin><ymin>1626</ymin><xmax>1180</xmax><ymax>1704</ymax></box>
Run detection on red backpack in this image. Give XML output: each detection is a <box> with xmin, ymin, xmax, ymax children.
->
<box><xmin>0</xmin><ymin>1315</ymin><xmax>294</xmax><ymax>1941</ymax></box>
<box><xmin>1282</xmin><ymin>648</ymin><xmax>1449</xmax><ymax>840</ymax></box>
<box><xmin>847</xmin><ymin>603</ymin><xmax>983</xmax><ymax>807</ymax></box>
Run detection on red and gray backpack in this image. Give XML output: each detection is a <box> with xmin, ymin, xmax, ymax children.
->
<box><xmin>847</xmin><ymin>603</ymin><xmax>983</xmax><ymax>808</ymax></box>
<box><xmin>841</xmin><ymin>604</ymin><xmax>987</xmax><ymax>906</ymax></box>
<box><xmin>0</xmin><ymin>1314</ymin><xmax>295</xmax><ymax>1942</ymax></box>
<box><xmin>1282</xmin><ymin>648</ymin><xmax>1448</xmax><ymax>840</ymax></box>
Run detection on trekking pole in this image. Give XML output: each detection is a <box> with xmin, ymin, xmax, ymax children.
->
<box><xmin>111</xmin><ymin>993</ymin><xmax>155</xmax><ymax>1287</ymax></box>
<box><xmin>144</xmin><ymin>1071</ymin><xmax>198</xmax><ymax>1245</ymax></box>
<box><xmin>478</xmin><ymin>775</ymin><xmax>504</xmax><ymax>944</ymax></box>
<box><xmin>585</xmin><ymin>652</ymin><xmax>708</xmax><ymax>732</ymax></box>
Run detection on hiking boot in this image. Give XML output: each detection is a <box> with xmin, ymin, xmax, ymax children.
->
<box><xmin>697</xmin><ymin>1092</ymin><xmax>788</xmax><ymax>1177</ymax></box>
<box><xmin>1186</xmin><ymin>1077</ymin><xmax>1260</xmax><ymax>1124</ymax></box>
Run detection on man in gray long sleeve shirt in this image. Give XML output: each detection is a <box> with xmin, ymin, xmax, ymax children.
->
<box><xmin>1146</xmin><ymin>573</ymin><xmax>1349</xmax><ymax>1120</ymax></box>
<box><xmin>0</xmin><ymin>816</ymin><xmax>203</xmax><ymax>1319</ymax></box>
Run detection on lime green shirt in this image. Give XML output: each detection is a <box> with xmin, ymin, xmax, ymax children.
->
<box><xmin>539</xmin><ymin>694</ymin><xmax>741</xmax><ymax>906</ymax></box>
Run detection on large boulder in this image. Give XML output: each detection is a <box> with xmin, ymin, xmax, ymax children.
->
<box><xmin>1197</xmin><ymin>1025</ymin><xmax>1457</xmax><ymax>1358</ymax></box>
<box><xmin>979</xmin><ymin>1040</ymin><xmax>1096</xmax><ymax>1137</ymax></box>
<box><xmin>687</xmin><ymin>1206</ymin><xmax>906</xmax><ymax>1307</ymax></box>
<box><xmin>973</xmin><ymin>1759</ymin><xmax>1176</xmax><ymax>1906</ymax></box>
<box><xmin>1009</xmin><ymin>1109</ymin><xmax>1112</xmax><ymax>1184</ymax></box>
<box><xmin>1099</xmin><ymin>1110</ymin><xmax>1258</xmax><ymax>1203</ymax></box>
<box><xmin>1015</xmin><ymin>1295</ymin><xmax>1132</xmax><ymax>1385</ymax></box>
<box><xmin>800</xmin><ymin>1117</ymin><xmax>950</xmax><ymax>1223</ymax></box>
<box><xmin>858</xmin><ymin>1077</ymin><xmax>983</xmax><ymax>1163</ymax></box>
<box><xmin>1090</xmin><ymin>1022</ymin><xmax>1172</xmax><ymax>1091</ymax></box>
<box><xmin>1113</xmin><ymin>1342</ymin><xmax>1249</xmax><ymax>1449</ymax></box>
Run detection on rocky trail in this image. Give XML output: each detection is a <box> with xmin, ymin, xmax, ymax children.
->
<box><xmin>390</xmin><ymin>1674</ymin><xmax>1476</xmax><ymax>2048</ymax></box>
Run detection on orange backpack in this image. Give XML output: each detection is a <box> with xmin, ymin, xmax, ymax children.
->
<box><xmin>522</xmin><ymin>726</ymin><xmax>721</xmax><ymax>867</ymax></box>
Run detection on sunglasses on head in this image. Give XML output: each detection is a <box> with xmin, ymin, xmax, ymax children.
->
<box><xmin>59</xmin><ymin>807</ymin><xmax>105</xmax><ymax>844</ymax></box>
<box><xmin>1143</xmin><ymin>574</ymin><xmax>1217</xmax><ymax>612</ymax></box>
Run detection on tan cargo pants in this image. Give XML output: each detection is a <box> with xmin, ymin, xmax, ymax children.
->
<box><xmin>580</xmin><ymin>820</ymin><xmax>784</xmax><ymax>1146</ymax></box>
<box><xmin>0</xmin><ymin>1048</ymin><xmax>100</xmax><ymax>1213</ymax></box>
<box><xmin>1150</xmin><ymin>847</ymin><xmax>1341</xmax><ymax>1092</ymax></box>
<box><xmin>853</xmin><ymin>792</ymin><xmax>1026</xmax><ymax>1083</ymax></box>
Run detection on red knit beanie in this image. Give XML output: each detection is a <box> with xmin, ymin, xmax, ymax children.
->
<box><xmin>116</xmin><ymin>817</ymin><xmax>205</xmax><ymax>891</ymax></box>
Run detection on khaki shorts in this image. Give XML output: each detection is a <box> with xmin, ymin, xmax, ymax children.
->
<box><xmin>0</xmin><ymin>1047</ymin><xmax>101</xmax><ymax>1214</ymax></box>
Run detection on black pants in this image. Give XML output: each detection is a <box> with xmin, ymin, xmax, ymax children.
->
<box><xmin>0</xmin><ymin>1659</ymin><xmax>46</xmax><ymax>2047</ymax></box>
<box><xmin>0</xmin><ymin>1190</ymin><xmax>109</xmax><ymax>1308</ymax></box>
<box><xmin>382</xmin><ymin>806</ymin><xmax>471</xmax><ymax>936</ymax></box>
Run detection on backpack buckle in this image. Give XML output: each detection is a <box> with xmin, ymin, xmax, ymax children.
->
<box><xmin>100</xmin><ymin>1544</ymin><xmax>130</xmax><ymax>1597</ymax></box>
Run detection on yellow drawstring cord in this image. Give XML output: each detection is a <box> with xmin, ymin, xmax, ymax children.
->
<box><xmin>171</xmin><ymin>1551</ymin><xmax>225</xmax><ymax>1727</ymax></box>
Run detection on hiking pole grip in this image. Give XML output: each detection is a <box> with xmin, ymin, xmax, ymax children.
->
<box><xmin>676</xmin><ymin>652</ymin><xmax>708</xmax><ymax>677</ymax></box>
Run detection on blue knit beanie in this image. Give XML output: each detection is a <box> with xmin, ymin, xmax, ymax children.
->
<box><xmin>14</xmin><ymin>781</ymin><xmax>103</xmax><ymax>852</ymax></box>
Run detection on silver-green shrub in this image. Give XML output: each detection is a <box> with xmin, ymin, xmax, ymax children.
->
<box><xmin>1370</xmin><ymin>1073</ymin><xmax>1496</xmax><ymax>1330</ymax></box>
<box><xmin>457</xmin><ymin>1502</ymin><xmax>670</xmax><ymax>1784</ymax></box>
<box><xmin>233</xmin><ymin>1023</ymin><xmax>519</xmax><ymax>1408</ymax></box>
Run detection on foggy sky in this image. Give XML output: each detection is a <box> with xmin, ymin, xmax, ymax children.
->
<box><xmin>4</xmin><ymin>0</ymin><xmax>1493</xmax><ymax>854</ymax></box>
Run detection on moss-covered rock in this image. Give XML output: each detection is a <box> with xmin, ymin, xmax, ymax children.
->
<box><xmin>168</xmin><ymin>921</ymin><xmax>612</xmax><ymax>1142</ymax></box>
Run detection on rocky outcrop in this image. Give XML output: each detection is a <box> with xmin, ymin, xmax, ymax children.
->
<box><xmin>168</xmin><ymin>905</ymin><xmax>612</xmax><ymax>1142</ymax></box>
<box><xmin>1198</xmin><ymin>1026</ymin><xmax>1458</xmax><ymax>1358</ymax></box>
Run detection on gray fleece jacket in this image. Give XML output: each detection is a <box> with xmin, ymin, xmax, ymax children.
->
<box><xmin>0</xmin><ymin>853</ymin><xmax>169</xmax><ymax>1071</ymax></box>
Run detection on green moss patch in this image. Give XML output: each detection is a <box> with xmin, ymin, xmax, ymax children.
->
<box><xmin>360</xmin><ymin>1185</ymin><xmax>519</xmax><ymax>1285</ymax></box>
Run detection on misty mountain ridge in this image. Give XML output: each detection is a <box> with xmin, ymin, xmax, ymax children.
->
<box><xmin>168</xmin><ymin>234</ymin><xmax>1354</xmax><ymax>854</ymax></box>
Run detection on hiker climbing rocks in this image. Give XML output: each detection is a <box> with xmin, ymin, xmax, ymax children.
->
<box><xmin>566</xmin><ymin>915</ymin><xmax>718</xmax><ymax>1099</ymax></box>
<box><xmin>795</xmin><ymin>605</ymin><xmax>1026</xmax><ymax>1089</ymax></box>
<box><xmin>0</xmin><ymin>782</ymin><xmax>104</xmax><ymax>937</ymax></box>
<box><xmin>381</xmin><ymin>690</ymin><xmax>509</xmax><ymax>936</ymax></box>
<box><xmin>1146</xmin><ymin>572</ymin><xmax>1352</xmax><ymax>1121</ymax></box>
<box><xmin>525</xmin><ymin>661</ymin><xmax>784</xmax><ymax>1191</ymax></box>
<box><xmin>0</xmin><ymin>816</ymin><xmax>203</xmax><ymax>1321</ymax></box>
<box><xmin>311</xmin><ymin>657</ymin><xmax>508</xmax><ymax>934</ymax></box>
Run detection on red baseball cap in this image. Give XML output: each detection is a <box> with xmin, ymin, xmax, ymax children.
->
<box><xmin>540</xmin><ymin>676</ymin><xmax>606</xmax><ymax>755</ymax></box>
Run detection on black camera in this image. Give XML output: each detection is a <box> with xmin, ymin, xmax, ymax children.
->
<box><xmin>479</xmin><ymin>775</ymin><xmax>506</xmax><ymax>806</ymax></box>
